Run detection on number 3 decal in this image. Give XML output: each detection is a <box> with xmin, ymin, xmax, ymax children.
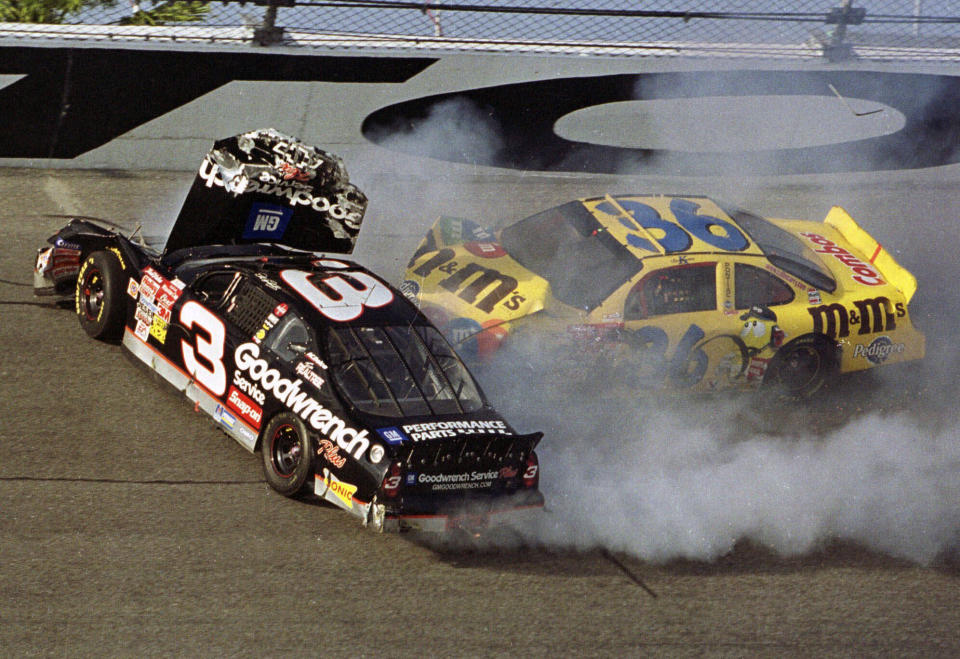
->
<box><xmin>180</xmin><ymin>300</ymin><xmax>227</xmax><ymax>396</ymax></box>
<box><xmin>281</xmin><ymin>268</ymin><xmax>394</xmax><ymax>322</ymax></box>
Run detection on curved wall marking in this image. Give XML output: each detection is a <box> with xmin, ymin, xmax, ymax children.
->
<box><xmin>361</xmin><ymin>70</ymin><xmax>960</xmax><ymax>175</ymax></box>
<box><xmin>553</xmin><ymin>96</ymin><xmax>905</xmax><ymax>152</ymax></box>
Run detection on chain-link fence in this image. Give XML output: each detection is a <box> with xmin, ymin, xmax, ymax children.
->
<box><xmin>1</xmin><ymin>1</ymin><xmax>958</xmax><ymax>60</ymax></box>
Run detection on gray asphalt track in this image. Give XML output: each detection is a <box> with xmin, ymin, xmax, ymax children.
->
<box><xmin>2</xmin><ymin>164</ymin><xmax>959</xmax><ymax>656</ymax></box>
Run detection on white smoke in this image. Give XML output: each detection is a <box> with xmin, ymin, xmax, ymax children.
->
<box><xmin>362</xmin><ymin>80</ymin><xmax>960</xmax><ymax>565</ymax></box>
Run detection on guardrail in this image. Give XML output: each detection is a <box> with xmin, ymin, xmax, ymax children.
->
<box><xmin>1</xmin><ymin>1</ymin><xmax>958</xmax><ymax>61</ymax></box>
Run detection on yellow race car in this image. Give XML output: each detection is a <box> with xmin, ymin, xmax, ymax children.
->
<box><xmin>401</xmin><ymin>195</ymin><xmax>924</xmax><ymax>396</ymax></box>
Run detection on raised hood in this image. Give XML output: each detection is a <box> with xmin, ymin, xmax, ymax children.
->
<box><xmin>163</xmin><ymin>129</ymin><xmax>367</xmax><ymax>257</ymax></box>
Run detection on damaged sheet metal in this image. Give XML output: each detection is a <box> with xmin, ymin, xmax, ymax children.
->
<box><xmin>164</xmin><ymin>128</ymin><xmax>368</xmax><ymax>256</ymax></box>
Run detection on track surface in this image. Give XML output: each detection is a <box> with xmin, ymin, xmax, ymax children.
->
<box><xmin>2</xmin><ymin>164</ymin><xmax>960</xmax><ymax>656</ymax></box>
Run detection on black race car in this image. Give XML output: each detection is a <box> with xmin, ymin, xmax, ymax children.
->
<box><xmin>33</xmin><ymin>129</ymin><xmax>543</xmax><ymax>533</ymax></box>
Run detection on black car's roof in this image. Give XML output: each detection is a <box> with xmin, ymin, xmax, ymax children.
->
<box><xmin>166</xmin><ymin>243</ymin><xmax>424</xmax><ymax>329</ymax></box>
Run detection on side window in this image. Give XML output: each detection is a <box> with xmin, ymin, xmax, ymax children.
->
<box><xmin>193</xmin><ymin>271</ymin><xmax>240</xmax><ymax>307</ymax></box>
<box><xmin>735</xmin><ymin>264</ymin><xmax>794</xmax><ymax>309</ymax></box>
<box><xmin>624</xmin><ymin>263</ymin><xmax>717</xmax><ymax>319</ymax></box>
<box><xmin>265</xmin><ymin>314</ymin><xmax>315</xmax><ymax>361</ymax></box>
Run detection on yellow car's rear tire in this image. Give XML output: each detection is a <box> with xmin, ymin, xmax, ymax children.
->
<box><xmin>764</xmin><ymin>335</ymin><xmax>838</xmax><ymax>397</ymax></box>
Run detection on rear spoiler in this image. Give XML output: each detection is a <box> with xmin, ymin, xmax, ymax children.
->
<box><xmin>824</xmin><ymin>206</ymin><xmax>918</xmax><ymax>303</ymax></box>
<box><xmin>396</xmin><ymin>431</ymin><xmax>542</xmax><ymax>470</ymax></box>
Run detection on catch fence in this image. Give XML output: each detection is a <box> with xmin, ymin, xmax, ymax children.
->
<box><xmin>1</xmin><ymin>1</ymin><xmax>958</xmax><ymax>60</ymax></box>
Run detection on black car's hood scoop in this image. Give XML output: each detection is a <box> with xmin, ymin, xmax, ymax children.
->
<box><xmin>163</xmin><ymin>128</ymin><xmax>367</xmax><ymax>257</ymax></box>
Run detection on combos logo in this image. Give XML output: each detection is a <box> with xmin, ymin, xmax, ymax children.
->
<box><xmin>226</xmin><ymin>386</ymin><xmax>263</xmax><ymax>429</ymax></box>
<box><xmin>234</xmin><ymin>342</ymin><xmax>369</xmax><ymax>459</ymax></box>
<box><xmin>854</xmin><ymin>336</ymin><xmax>905</xmax><ymax>365</ymax></box>
<box><xmin>800</xmin><ymin>233</ymin><xmax>884</xmax><ymax>286</ymax></box>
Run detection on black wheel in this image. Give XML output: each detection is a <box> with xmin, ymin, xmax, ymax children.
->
<box><xmin>764</xmin><ymin>335</ymin><xmax>838</xmax><ymax>397</ymax></box>
<box><xmin>260</xmin><ymin>413</ymin><xmax>314</xmax><ymax>497</ymax></box>
<box><xmin>75</xmin><ymin>250</ymin><xmax>126</xmax><ymax>341</ymax></box>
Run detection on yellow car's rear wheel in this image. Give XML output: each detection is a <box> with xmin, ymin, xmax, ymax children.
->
<box><xmin>764</xmin><ymin>335</ymin><xmax>838</xmax><ymax>397</ymax></box>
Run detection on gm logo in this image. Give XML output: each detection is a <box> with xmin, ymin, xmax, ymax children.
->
<box><xmin>376</xmin><ymin>427</ymin><xmax>409</xmax><ymax>445</ymax></box>
<box><xmin>243</xmin><ymin>203</ymin><xmax>292</xmax><ymax>239</ymax></box>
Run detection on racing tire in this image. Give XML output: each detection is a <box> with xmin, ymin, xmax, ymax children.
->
<box><xmin>75</xmin><ymin>250</ymin><xmax>126</xmax><ymax>341</ymax></box>
<box><xmin>260</xmin><ymin>413</ymin><xmax>314</xmax><ymax>497</ymax></box>
<box><xmin>763</xmin><ymin>334</ymin><xmax>838</xmax><ymax>398</ymax></box>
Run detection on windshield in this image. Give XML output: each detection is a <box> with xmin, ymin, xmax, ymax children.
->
<box><xmin>725</xmin><ymin>207</ymin><xmax>837</xmax><ymax>293</ymax></box>
<box><xmin>500</xmin><ymin>201</ymin><xmax>640</xmax><ymax>311</ymax></box>
<box><xmin>325</xmin><ymin>324</ymin><xmax>484</xmax><ymax>418</ymax></box>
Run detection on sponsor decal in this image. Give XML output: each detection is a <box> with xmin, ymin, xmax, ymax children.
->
<box><xmin>399</xmin><ymin>279</ymin><xmax>420</xmax><ymax>302</ymax></box>
<box><xmin>295</xmin><ymin>361</ymin><xmax>325</xmax><ymax>389</ymax></box>
<box><xmin>149</xmin><ymin>315</ymin><xmax>168</xmax><ymax>344</ymax></box>
<box><xmin>234</xmin><ymin>342</ymin><xmax>369</xmax><ymax>459</ymax></box>
<box><xmin>317</xmin><ymin>438</ymin><xmax>346</xmax><ymax>468</ymax></box>
<box><xmin>226</xmin><ymin>385</ymin><xmax>263</xmax><ymax>429</ymax></box>
<box><xmin>416</xmin><ymin>470</ymin><xmax>499</xmax><ymax>491</ymax></box>
<box><xmin>134</xmin><ymin>318</ymin><xmax>150</xmax><ymax>341</ymax></box>
<box><xmin>273</xmin><ymin>303</ymin><xmax>289</xmax><ymax>317</ymax></box>
<box><xmin>445</xmin><ymin>317</ymin><xmax>483</xmax><ymax>353</ymax></box>
<box><xmin>799</xmin><ymin>232</ymin><xmax>884</xmax><ymax>286</ymax></box>
<box><xmin>214</xmin><ymin>404</ymin><xmax>236</xmax><ymax>429</ymax></box>
<box><xmin>412</xmin><ymin>249</ymin><xmax>525</xmax><ymax>313</ymax></box>
<box><xmin>763</xmin><ymin>263</ymin><xmax>805</xmax><ymax>290</ymax></box>
<box><xmin>278</xmin><ymin>161</ymin><xmax>311</xmax><ymax>182</ymax></box>
<box><xmin>722</xmin><ymin>261</ymin><xmax>733</xmax><ymax>311</ymax></box>
<box><xmin>404</xmin><ymin>472</ymin><xmax>417</xmax><ymax>486</ymax></box>
<box><xmin>746</xmin><ymin>356</ymin><xmax>770</xmax><ymax>381</ymax></box>
<box><xmin>252</xmin><ymin>311</ymin><xmax>281</xmax><ymax>344</ymax></box>
<box><xmin>439</xmin><ymin>217</ymin><xmax>494</xmax><ymax>245</ymax></box>
<box><xmin>255</xmin><ymin>272</ymin><xmax>283</xmax><ymax>291</ymax></box>
<box><xmin>807</xmin><ymin>289</ymin><xmax>822</xmax><ymax>305</ymax></box>
<box><xmin>231</xmin><ymin>371</ymin><xmax>266</xmax><ymax>405</ymax></box>
<box><xmin>464</xmin><ymin>241</ymin><xmax>507</xmax><ymax>259</ymax></box>
<box><xmin>139</xmin><ymin>274</ymin><xmax>159</xmax><ymax>304</ymax></box>
<box><xmin>304</xmin><ymin>352</ymin><xmax>328</xmax><ymax>370</ymax></box>
<box><xmin>807</xmin><ymin>297</ymin><xmax>896</xmax><ymax>339</ymax></box>
<box><xmin>135</xmin><ymin>301</ymin><xmax>153</xmax><ymax>325</ymax></box>
<box><xmin>376</xmin><ymin>427</ymin><xmax>409</xmax><ymax>445</ymax></box>
<box><xmin>127</xmin><ymin>278</ymin><xmax>139</xmax><ymax>299</ymax></box>
<box><xmin>322</xmin><ymin>469</ymin><xmax>357</xmax><ymax>508</ymax></box>
<box><xmin>242</xmin><ymin>202</ymin><xmax>293</xmax><ymax>240</ymax></box>
<box><xmin>198</xmin><ymin>157</ymin><xmax>362</xmax><ymax>225</ymax></box>
<box><xmin>499</xmin><ymin>465</ymin><xmax>518</xmax><ymax>478</ymax></box>
<box><xmin>854</xmin><ymin>336</ymin><xmax>905</xmax><ymax>365</ymax></box>
<box><xmin>54</xmin><ymin>237</ymin><xmax>82</xmax><ymax>250</ymax></box>
<box><xmin>35</xmin><ymin>247</ymin><xmax>52</xmax><ymax>273</ymax></box>
<box><xmin>401</xmin><ymin>420</ymin><xmax>509</xmax><ymax>441</ymax></box>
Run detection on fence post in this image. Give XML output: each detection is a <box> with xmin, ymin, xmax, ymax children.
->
<box><xmin>253</xmin><ymin>0</ymin><xmax>289</xmax><ymax>46</ymax></box>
